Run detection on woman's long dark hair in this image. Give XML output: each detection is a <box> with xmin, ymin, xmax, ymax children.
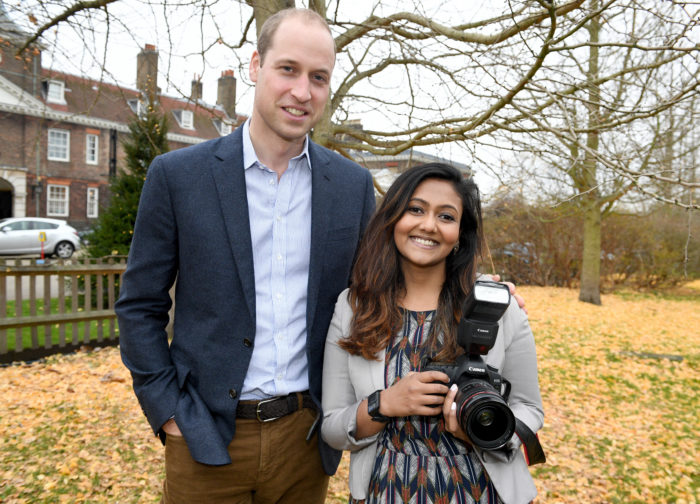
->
<box><xmin>341</xmin><ymin>163</ymin><xmax>484</xmax><ymax>361</ymax></box>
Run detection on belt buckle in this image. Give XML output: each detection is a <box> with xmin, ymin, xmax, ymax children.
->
<box><xmin>256</xmin><ymin>396</ymin><xmax>281</xmax><ymax>422</ymax></box>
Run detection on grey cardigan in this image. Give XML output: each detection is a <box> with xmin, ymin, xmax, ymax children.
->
<box><xmin>321</xmin><ymin>288</ymin><xmax>544</xmax><ymax>504</ymax></box>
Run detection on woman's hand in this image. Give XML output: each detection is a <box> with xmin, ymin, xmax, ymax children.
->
<box><xmin>442</xmin><ymin>384</ymin><xmax>472</xmax><ymax>444</ymax></box>
<box><xmin>355</xmin><ymin>371</ymin><xmax>449</xmax><ymax>440</ymax></box>
<box><xmin>381</xmin><ymin>371</ymin><xmax>450</xmax><ymax>417</ymax></box>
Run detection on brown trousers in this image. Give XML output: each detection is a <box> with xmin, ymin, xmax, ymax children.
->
<box><xmin>161</xmin><ymin>408</ymin><xmax>329</xmax><ymax>504</ymax></box>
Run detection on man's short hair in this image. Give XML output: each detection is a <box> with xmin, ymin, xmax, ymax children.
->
<box><xmin>257</xmin><ymin>8</ymin><xmax>334</xmax><ymax>63</ymax></box>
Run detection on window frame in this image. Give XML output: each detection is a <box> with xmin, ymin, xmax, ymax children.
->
<box><xmin>47</xmin><ymin>184</ymin><xmax>70</xmax><ymax>217</ymax></box>
<box><xmin>87</xmin><ymin>187</ymin><xmax>99</xmax><ymax>218</ymax></box>
<box><xmin>213</xmin><ymin>119</ymin><xmax>232</xmax><ymax>136</ymax></box>
<box><xmin>46</xmin><ymin>80</ymin><xmax>66</xmax><ymax>104</ymax></box>
<box><xmin>47</xmin><ymin>129</ymin><xmax>70</xmax><ymax>162</ymax></box>
<box><xmin>180</xmin><ymin>109</ymin><xmax>194</xmax><ymax>129</ymax></box>
<box><xmin>86</xmin><ymin>133</ymin><xmax>99</xmax><ymax>164</ymax></box>
<box><xmin>128</xmin><ymin>99</ymin><xmax>146</xmax><ymax>116</ymax></box>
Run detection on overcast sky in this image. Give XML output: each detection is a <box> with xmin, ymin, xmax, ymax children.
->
<box><xmin>11</xmin><ymin>0</ymin><xmax>514</xmax><ymax>195</ymax></box>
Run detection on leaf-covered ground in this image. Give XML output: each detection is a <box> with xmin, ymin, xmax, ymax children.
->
<box><xmin>1</xmin><ymin>285</ymin><xmax>698</xmax><ymax>503</ymax></box>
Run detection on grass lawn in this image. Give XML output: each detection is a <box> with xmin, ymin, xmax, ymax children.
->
<box><xmin>3</xmin><ymin>298</ymin><xmax>116</xmax><ymax>352</ymax></box>
<box><xmin>1</xmin><ymin>284</ymin><xmax>699</xmax><ymax>503</ymax></box>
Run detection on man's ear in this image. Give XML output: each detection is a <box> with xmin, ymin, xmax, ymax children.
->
<box><xmin>249</xmin><ymin>50</ymin><xmax>261</xmax><ymax>83</ymax></box>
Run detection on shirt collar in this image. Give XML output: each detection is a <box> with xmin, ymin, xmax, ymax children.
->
<box><xmin>242</xmin><ymin>119</ymin><xmax>311</xmax><ymax>171</ymax></box>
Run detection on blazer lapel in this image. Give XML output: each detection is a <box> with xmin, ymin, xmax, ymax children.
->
<box><xmin>209</xmin><ymin>127</ymin><xmax>256</xmax><ymax>322</ymax></box>
<box><xmin>306</xmin><ymin>142</ymin><xmax>332</xmax><ymax>333</ymax></box>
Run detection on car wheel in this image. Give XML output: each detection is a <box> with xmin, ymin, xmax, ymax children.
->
<box><xmin>54</xmin><ymin>241</ymin><xmax>75</xmax><ymax>259</ymax></box>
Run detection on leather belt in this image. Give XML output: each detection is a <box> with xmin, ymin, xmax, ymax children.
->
<box><xmin>236</xmin><ymin>391</ymin><xmax>315</xmax><ymax>422</ymax></box>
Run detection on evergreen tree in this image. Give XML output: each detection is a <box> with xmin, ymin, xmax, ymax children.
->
<box><xmin>87</xmin><ymin>102</ymin><xmax>169</xmax><ymax>257</ymax></box>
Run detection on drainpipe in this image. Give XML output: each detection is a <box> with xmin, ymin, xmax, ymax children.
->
<box><xmin>33</xmin><ymin>57</ymin><xmax>41</xmax><ymax>217</ymax></box>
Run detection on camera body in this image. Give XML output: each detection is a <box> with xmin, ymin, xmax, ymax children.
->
<box><xmin>423</xmin><ymin>281</ymin><xmax>515</xmax><ymax>451</ymax></box>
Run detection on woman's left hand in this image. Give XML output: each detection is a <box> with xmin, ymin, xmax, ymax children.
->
<box><xmin>442</xmin><ymin>384</ymin><xmax>471</xmax><ymax>444</ymax></box>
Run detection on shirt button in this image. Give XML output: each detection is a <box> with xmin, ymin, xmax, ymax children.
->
<box><xmin>243</xmin><ymin>338</ymin><xmax>252</xmax><ymax>347</ymax></box>
<box><xmin>229</xmin><ymin>389</ymin><xmax>237</xmax><ymax>399</ymax></box>
<box><xmin>277</xmin><ymin>254</ymin><xmax>282</xmax><ymax>261</ymax></box>
<box><xmin>268</xmin><ymin>179</ymin><xmax>274</xmax><ymax>185</ymax></box>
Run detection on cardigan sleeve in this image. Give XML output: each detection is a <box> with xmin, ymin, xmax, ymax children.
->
<box><xmin>500</xmin><ymin>298</ymin><xmax>544</xmax><ymax>435</ymax></box>
<box><xmin>321</xmin><ymin>289</ymin><xmax>381</xmax><ymax>452</ymax></box>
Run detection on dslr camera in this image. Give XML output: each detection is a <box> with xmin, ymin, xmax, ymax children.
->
<box><xmin>423</xmin><ymin>280</ymin><xmax>515</xmax><ymax>451</ymax></box>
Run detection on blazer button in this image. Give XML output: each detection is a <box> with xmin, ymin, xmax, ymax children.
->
<box><xmin>229</xmin><ymin>389</ymin><xmax>237</xmax><ymax>399</ymax></box>
<box><xmin>243</xmin><ymin>338</ymin><xmax>252</xmax><ymax>347</ymax></box>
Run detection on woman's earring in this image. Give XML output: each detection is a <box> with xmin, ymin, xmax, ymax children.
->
<box><xmin>453</xmin><ymin>244</ymin><xmax>459</xmax><ymax>254</ymax></box>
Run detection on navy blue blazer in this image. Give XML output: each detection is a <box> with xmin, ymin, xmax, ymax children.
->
<box><xmin>116</xmin><ymin>126</ymin><xmax>376</xmax><ymax>472</ymax></box>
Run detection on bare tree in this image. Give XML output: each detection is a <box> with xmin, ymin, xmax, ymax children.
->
<box><xmin>8</xmin><ymin>0</ymin><xmax>589</xmax><ymax>149</ymax></box>
<box><xmin>482</xmin><ymin>0</ymin><xmax>699</xmax><ymax>304</ymax></box>
<box><xmin>6</xmin><ymin>0</ymin><xmax>697</xmax><ymax>304</ymax></box>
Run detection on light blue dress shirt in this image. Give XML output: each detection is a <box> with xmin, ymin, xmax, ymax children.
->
<box><xmin>240</xmin><ymin>120</ymin><xmax>313</xmax><ymax>400</ymax></box>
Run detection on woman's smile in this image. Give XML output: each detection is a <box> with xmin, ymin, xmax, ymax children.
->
<box><xmin>394</xmin><ymin>178</ymin><xmax>462</xmax><ymax>271</ymax></box>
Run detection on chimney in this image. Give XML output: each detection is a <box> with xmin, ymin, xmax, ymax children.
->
<box><xmin>191</xmin><ymin>75</ymin><xmax>203</xmax><ymax>101</ymax></box>
<box><xmin>217</xmin><ymin>69</ymin><xmax>236</xmax><ymax>118</ymax></box>
<box><xmin>136</xmin><ymin>44</ymin><xmax>159</xmax><ymax>97</ymax></box>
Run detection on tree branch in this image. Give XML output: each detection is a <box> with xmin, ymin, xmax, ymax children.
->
<box><xmin>17</xmin><ymin>0</ymin><xmax>120</xmax><ymax>54</ymax></box>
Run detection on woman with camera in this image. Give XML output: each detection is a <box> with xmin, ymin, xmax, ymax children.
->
<box><xmin>321</xmin><ymin>163</ymin><xmax>544</xmax><ymax>504</ymax></box>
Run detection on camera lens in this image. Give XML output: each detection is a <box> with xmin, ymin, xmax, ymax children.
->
<box><xmin>455</xmin><ymin>381</ymin><xmax>515</xmax><ymax>450</ymax></box>
<box><xmin>476</xmin><ymin>408</ymin><xmax>495</xmax><ymax>427</ymax></box>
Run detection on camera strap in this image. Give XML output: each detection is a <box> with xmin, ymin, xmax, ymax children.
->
<box><xmin>515</xmin><ymin>418</ymin><xmax>546</xmax><ymax>466</ymax></box>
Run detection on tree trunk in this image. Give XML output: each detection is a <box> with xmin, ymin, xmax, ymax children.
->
<box><xmin>579</xmin><ymin>198</ymin><xmax>602</xmax><ymax>304</ymax></box>
<box><xmin>250</xmin><ymin>0</ymin><xmax>296</xmax><ymax>37</ymax></box>
<box><xmin>311</xmin><ymin>104</ymin><xmax>333</xmax><ymax>147</ymax></box>
<box><xmin>307</xmin><ymin>0</ymin><xmax>327</xmax><ymax>17</ymax></box>
<box><xmin>578</xmin><ymin>0</ymin><xmax>602</xmax><ymax>305</ymax></box>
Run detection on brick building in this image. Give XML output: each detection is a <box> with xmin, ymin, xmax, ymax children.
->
<box><xmin>0</xmin><ymin>6</ymin><xmax>243</xmax><ymax>230</ymax></box>
<box><xmin>336</xmin><ymin>120</ymin><xmax>472</xmax><ymax>185</ymax></box>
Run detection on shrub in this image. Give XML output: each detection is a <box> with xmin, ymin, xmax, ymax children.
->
<box><xmin>481</xmin><ymin>195</ymin><xmax>698</xmax><ymax>289</ymax></box>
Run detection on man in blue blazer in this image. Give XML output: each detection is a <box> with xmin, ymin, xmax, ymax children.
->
<box><xmin>116</xmin><ymin>8</ymin><xmax>375</xmax><ymax>503</ymax></box>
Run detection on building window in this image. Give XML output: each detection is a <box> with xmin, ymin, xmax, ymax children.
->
<box><xmin>213</xmin><ymin>119</ymin><xmax>232</xmax><ymax>136</ymax></box>
<box><xmin>87</xmin><ymin>187</ymin><xmax>99</xmax><ymax>218</ymax></box>
<box><xmin>86</xmin><ymin>134</ymin><xmax>99</xmax><ymax>164</ymax></box>
<box><xmin>174</xmin><ymin>109</ymin><xmax>194</xmax><ymax>130</ymax></box>
<box><xmin>46</xmin><ymin>80</ymin><xmax>66</xmax><ymax>104</ymax></box>
<box><xmin>47</xmin><ymin>184</ymin><xmax>70</xmax><ymax>217</ymax></box>
<box><xmin>128</xmin><ymin>99</ymin><xmax>146</xmax><ymax>116</ymax></box>
<box><xmin>47</xmin><ymin>129</ymin><xmax>70</xmax><ymax>161</ymax></box>
<box><xmin>181</xmin><ymin>110</ymin><xmax>193</xmax><ymax>129</ymax></box>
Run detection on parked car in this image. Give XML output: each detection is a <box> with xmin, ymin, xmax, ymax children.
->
<box><xmin>0</xmin><ymin>217</ymin><xmax>82</xmax><ymax>258</ymax></box>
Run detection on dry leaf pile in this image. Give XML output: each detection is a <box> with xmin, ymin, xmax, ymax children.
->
<box><xmin>1</xmin><ymin>286</ymin><xmax>698</xmax><ymax>503</ymax></box>
<box><xmin>522</xmin><ymin>286</ymin><xmax>699</xmax><ymax>504</ymax></box>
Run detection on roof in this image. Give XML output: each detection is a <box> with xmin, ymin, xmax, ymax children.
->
<box><xmin>350</xmin><ymin>147</ymin><xmax>472</xmax><ymax>175</ymax></box>
<box><xmin>0</xmin><ymin>3</ymin><xmax>244</xmax><ymax>142</ymax></box>
<box><xmin>40</xmin><ymin>68</ymin><xmax>246</xmax><ymax>141</ymax></box>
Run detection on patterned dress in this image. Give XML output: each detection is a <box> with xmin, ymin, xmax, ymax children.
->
<box><xmin>352</xmin><ymin>310</ymin><xmax>502</xmax><ymax>504</ymax></box>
